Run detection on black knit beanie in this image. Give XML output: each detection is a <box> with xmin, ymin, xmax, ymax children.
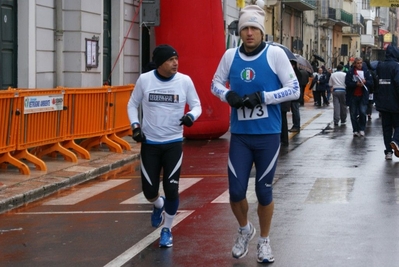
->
<box><xmin>152</xmin><ymin>45</ymin><xmax>178</xmax><ymax>67</ymax></box>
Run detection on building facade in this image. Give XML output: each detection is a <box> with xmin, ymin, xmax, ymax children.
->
<box><xmin>0</xmin><ymin>0</ymin><xmax>396</xmax><ymax>90</ymax></box>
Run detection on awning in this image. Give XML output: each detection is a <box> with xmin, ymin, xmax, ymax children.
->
<box><xmin>379</xmin><ymin>28</ymin><xmax>389</xmax><ymax>35</ymax></box>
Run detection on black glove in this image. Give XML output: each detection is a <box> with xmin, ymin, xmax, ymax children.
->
<box><xmin>225</xmin><ymin>91</ymin><xmax>244</xmax><ymax>109</ymax></box>
<box><xmin>179</xmin><ymin>114</ymin><xmax>194</xmax><ymax>127</ymax></box>
<box><xmin>243</xmin><ymin>91</ymin><xmax>262</xmax><ymax>109</ymax></box>
<box><xmin>132</xmin><ymin>125</ymin><xmax>146</xmax><ymax>142</ymax></box>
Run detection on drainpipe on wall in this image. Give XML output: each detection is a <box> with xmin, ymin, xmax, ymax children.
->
<box><xmin>301</xmin><ymin>12</ymin><xmax>304</xmax><ymax>55</ymax></box>
<box><xmin>55</xmin><ymin>0</ymin><xmax>64</xmax><ymax>86</ymax></box>
<box><xmin>139</xmin><ymin>3</ymin><xmax>143</xmax><ymax>75</ymax></box>
<box><xmin>223</xmin><ymin>0</ymin><xmax>227</xmax><ymax>31</ymax></box>
<box><xmin>272</xmin><ymin>7</ymin><xmax>275</xmax><ymax>38</ymax></box>
<box><xmin>279</xmin><ymin>3</ymin><xmax>283</xmax><ymax>44</ymax></box>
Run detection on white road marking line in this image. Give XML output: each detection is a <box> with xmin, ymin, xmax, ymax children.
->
<box><xmin>17</xmin><ymin>210</ymin><xmax>191</xmax><ymax>215</ymax></box>
<box><xmin>211</xmin><ymin>178</ymin><xmax>257</xmax><ymax>203</ymax></box>
<box><xmin>120</xmin><ymin>178</ymin><xmax>202</xmax><ymax>204</ymax></box>
<box><xmin>43</xmin><ymin>179</ymin><xmax>128</xmax><ymax>205</ymax></box>
<box><xmin>103</xmin><ymin>210</ymin><xmax>194</xmax><ymax>267</ymax></box>
<box><xmin>0</xmin><ymin>227</ymin><xmax>23</xmax><ymax>233</ymax></box>
<box><xmin>305</xmin><ymin>178</ymin><xmax>355</xmax><ymax>204</ymax></box>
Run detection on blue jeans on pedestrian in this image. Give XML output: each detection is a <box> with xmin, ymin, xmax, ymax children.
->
<box><xmin>349</xmin><ymin>95</ymin><xmax>367</xmax><ymax>133</ymax></box>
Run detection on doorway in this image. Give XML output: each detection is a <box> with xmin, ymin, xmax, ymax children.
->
<box><xmin>0</xmin><ymin>0</ymin><xmax>17</xmax><ymax>89</ymax></box>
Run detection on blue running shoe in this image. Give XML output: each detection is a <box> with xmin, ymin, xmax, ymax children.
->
<box><xmin>159</xmin><ymin>227</ymin><xmax>173</xmax><ymax>248</ymax></box>
<box><xmin>151</xmin><ymin>196</ymin><xmax>165</xmax><ymax>228</ymax></box>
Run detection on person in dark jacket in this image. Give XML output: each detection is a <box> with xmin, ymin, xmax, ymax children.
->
<box><xmin>311</xmin><ymin>67</ymin><xmax>329</xmax><ymax>106</ymax></box>
<box><xmin>298</xmin><ymin>68</ymin><xmax>311</xmax><ymax>106</ymax></box>
<box><xmin>365</xmin><ymin>59</ymin><xmax>377</xmax><ymax>120</ymax></box>
<box><xmin>345</xmin><ymin>57</ymin><xmax>373</xmax><ymax>137</ymax></box>
<box><xmin>375</xmin><ymin>44</ymin><xmax>399</xmax><ymax>160</ymax></box>
<box><xmin>289</xmin><ymin>60</ymin><xmax>302</xmax><ymax>132</ymax></box>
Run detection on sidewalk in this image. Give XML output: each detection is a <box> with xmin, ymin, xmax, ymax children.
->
<box><xmin>0</xmin><ymin>137</ymin><xmax>141</xmax><ymax>214</ymax></box>
<box><xmin>0</xmin><ymin>99</ymin><xmax>333</xmax><ymax>214</ymax></box>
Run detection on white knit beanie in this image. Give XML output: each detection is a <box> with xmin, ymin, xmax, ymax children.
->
<box><xmin>238</xmin><ymin>5</ymin><xmax>265</xmax><ymax>35</ymax></box>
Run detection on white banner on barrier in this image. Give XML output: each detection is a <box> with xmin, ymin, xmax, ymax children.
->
<box><xmin>23</xmin><ymin>95</ymin><xmax>64</xmax><ymax>114</ymax></box>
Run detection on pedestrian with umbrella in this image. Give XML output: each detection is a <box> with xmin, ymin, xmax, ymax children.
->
<box><xmin>294</xmin><ymin>54</ymin><xmax>313</xmax><ymax>105</ymax></box>
<box><xmin>313</xmin><ymin>54</ymin><xmax>325</xmax><ymax>63</ymax></box>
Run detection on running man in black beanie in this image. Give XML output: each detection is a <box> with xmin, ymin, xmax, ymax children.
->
<box><xmin>127</xmin><ymin>44</ymin><xmax>202</xmax><ymax>248</ymax></box>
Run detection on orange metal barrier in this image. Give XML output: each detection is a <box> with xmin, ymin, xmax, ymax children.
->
<box><xmin>63</xmin><ymin>86</ymin><xmax>126</xmax><ymax>157</ymax></box>
<box><xmin>1</xmin><ymin>85</ymin><xmax>135</xmax><ymax>175</ymax></box>
<box><xmin>107</xmin><ymin>85</ymin><xmax>135</xmax><ymax>150</ymax></box>
<box><xmin>14</xmin><ymin>88</ymin><xmax>77</xmax><ymax>173</ymax></box>
<box><xmin>0</xmin><ymin>90</ymin><xmax>30</xmax><ymax>174</ymax></box>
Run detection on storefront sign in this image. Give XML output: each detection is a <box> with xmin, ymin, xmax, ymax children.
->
<box><xmin>384</xmin><ymin>33</ymin><xmax>392</xmax><ymax>42</ymax></box>
<box><xmin>370</xmin><ymin>0</ymin><xmax>399</xmax><ymax>7</ymax></box>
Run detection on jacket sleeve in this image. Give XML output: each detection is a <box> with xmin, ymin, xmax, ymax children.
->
<box><xmin>211</xmin><ymin>49</ymin><xmax>236</xmax><ymax>102</ymax></box>
<box><xmin>345</xmin><ymin>70</ymin><xmax>356</xmax><ymax>91</ymax></box>
<box><xmin>393</xmin><ymin>64</ymin><xmax>399</xmax><ymax>92</ymax></box>
<box><xmin>364</xmin><ymin>69</ymin><xmax>374</xmax><ymax>91</ymax></box>
<box><xmin>185</xmin><ymin>77</ymin><xmax>202</xmax><ymax>121</ymax></box>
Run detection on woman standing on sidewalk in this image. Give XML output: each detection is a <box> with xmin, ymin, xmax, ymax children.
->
<box><xmin>311</xmin><ymin>67</ymin><xmax>329</xmax><ymax>107</ymax></box>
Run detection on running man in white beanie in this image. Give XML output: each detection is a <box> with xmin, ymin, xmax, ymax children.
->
<box><xmin>211</xmin><ymin>5</ymin><xmax>300</xmax><ymax>264</ymax></box>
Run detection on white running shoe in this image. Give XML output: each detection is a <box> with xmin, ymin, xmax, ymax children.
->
<box><xmin>359</xmin><ymin>131</ymin><xmax>365</xmax><ymax>137</ymax></box>
<box><xmin>232</xmin><ymin>222</ymin><xmax>256</xmax><ymax>259</ymax></box>
<box><xmin>257</xmin><ymin>237</ymin><xmax>275</xmax><ymax>263</ymax></box>
<box><xmin>385</xmin><ymin>152</ymin><xmax>393</xmax><ymax>160</ymax></box>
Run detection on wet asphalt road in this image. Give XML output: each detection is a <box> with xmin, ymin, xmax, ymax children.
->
<box><xmin>1</xmin><ymin>105</ymin><xmax>399</xmax><ymax>267</ymax></box>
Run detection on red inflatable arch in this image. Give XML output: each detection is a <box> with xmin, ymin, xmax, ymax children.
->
<box><xmin>155</xmin><ymin>0</ymin><xmax>229</xmax><ymax>139</ymax></box>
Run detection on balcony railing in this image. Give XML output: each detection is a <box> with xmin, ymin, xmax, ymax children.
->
<box><xmin>282</xmin><ymin>0</ymin><xmax>317</xmax><ymax>11</ymax></box>
<box><xmin>340</xmin><ymin>9</ymin><xmax>353</xmax><ymax>25</ymax></box>
<box><xmin>360</xmin><ymin>34</ymin><xmax>376</xmax><ymax>47</ymax></box>
<box><xmin>319</xmin><ymin>7</ymin><xmax>352</xmax><ymax>27</ymax></box>
<box><xmin>342</xmin><ymin>25</ymin><xmax>361</xmax><ymax>36</ymax></box>
<box><xmin>328</xmin><ymin>7</ymin><xmax>336</xmax><ymax>20</ymax></box>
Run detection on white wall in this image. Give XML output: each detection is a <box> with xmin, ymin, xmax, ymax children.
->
<box><xmin>16</xmin><ymin>0</ymin><xmax>238</xmax><ymax>88</ymax></box>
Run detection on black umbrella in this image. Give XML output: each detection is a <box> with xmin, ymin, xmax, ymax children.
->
<box><xmin>294</xmin><ymin>54</ymin><xmax>313</xmax><ymax>74</ymax></box>
<box><xmin>313</xmin><ymin>54</ymin><xmax>325</xmax><ymax>63</ymax></box>
<box><xmin>267</xmin><ymin>42</ymin><xmax>296</xmax><ymax>61</ymax></box>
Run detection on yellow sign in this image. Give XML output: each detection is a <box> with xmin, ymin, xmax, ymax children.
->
<box><xmin>236</xmin><ymin>0</ymin><xmax>245</xmax><ymax>8</ymax></box>
<box><xmin>370</xmin><ymin>0</ymin><xmax>399</xmax><ymax>7</ymax></box>
<box><xmin>384</xmin><ymin>33</ymin><xmax>393</xmax><ymax>42</ymax></box>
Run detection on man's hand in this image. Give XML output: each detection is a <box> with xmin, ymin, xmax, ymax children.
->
<box><xmin>180</xmin><ymin>114</ymin><xmax>194</xmax><ymax>127</ymax></box>
<box><xmin>225</xmin><ymin>91</ymin><xmax>244</xmax><ymax>109</ymax></box>
<box><xmin>242</xmin><ymin>91</ymin><xmax>262</xmax><ymax>109</ymax></box>
<box><xmin>132</xmin><ymin>124</ymin><xmax>146</xmax><ymax>142</ymax></box>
